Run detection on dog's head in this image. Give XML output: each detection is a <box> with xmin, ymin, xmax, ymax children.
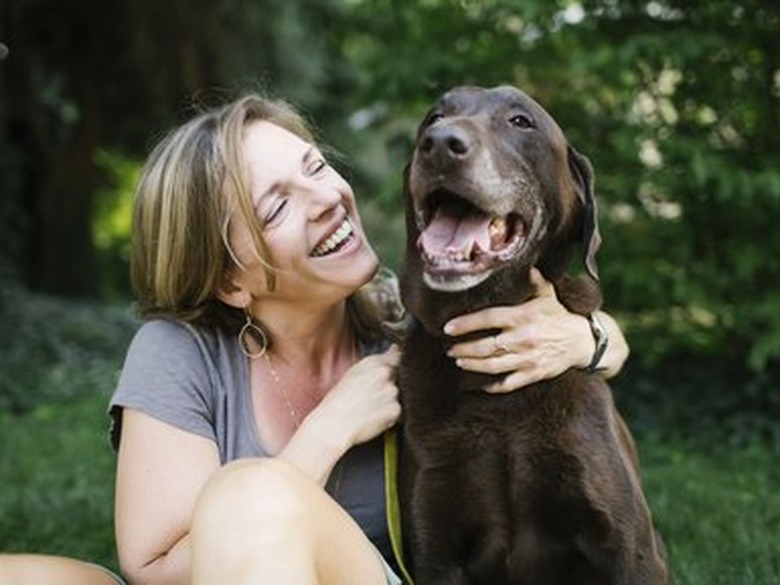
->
<box><xmin>401</xmin><ymin>85</ymin><xmax>600</xmax><ymax>331</ymax></box>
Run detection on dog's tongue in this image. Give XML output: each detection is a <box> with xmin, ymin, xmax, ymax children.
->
<box><xmin>419</xmin><ymin>206</ymin><xmax>492</xmax><ymax>258</ymax></box>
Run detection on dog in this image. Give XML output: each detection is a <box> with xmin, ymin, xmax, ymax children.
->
<box><xmin>396</xmin><ymin>85</ymin><xmax>671</xmax><ymax>585</ymax></box>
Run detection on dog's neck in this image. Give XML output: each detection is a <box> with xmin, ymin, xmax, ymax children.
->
<box><xmin>400</xmin><ymin>259</ymin><xmax>601</xmax><ymax>393</ymax></box>
<box><xmin>401</xmin><ymin>264</ymin><xmax>537</xmax><ymax>338</ymax></box>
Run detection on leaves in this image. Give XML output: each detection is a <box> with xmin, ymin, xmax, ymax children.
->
<box><xmin>2</xmin><ymin>0</ymin><xmax>779</xmax><ymax>435</ymax></box>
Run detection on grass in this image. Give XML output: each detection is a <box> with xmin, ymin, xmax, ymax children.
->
<box><xmin>640</xmin><ymin>438</ymin><xmax>780</xmax><ymax>584</ymax></box>
<box><xmin>1</xmin><ymin>290</ymin><xmax>778</xmax><ymax>583</ymax></box>
<box><xmin>0</xmin><ymin>289</ymin><xmax>137</xmax><ymax>573</ymax></box>
<box><xmin>0</xmin><ymin>395</ymin><xmax>118</xmax><ymax>570</ymax></box>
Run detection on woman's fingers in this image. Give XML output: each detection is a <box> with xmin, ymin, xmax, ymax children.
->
<box><xmin>444</xmin><ymin>305</ymin><xmax>518</xmax><ymax>337</ymax></box>
<box><xmin>447</xmin><ymin>331</ymin><xmax>519</xmax><ymax>359</ymax></box>
<box><xmin>443</xmin><ymin>268</ymin><xmax>556</xmax><ymax>337</ymax></box>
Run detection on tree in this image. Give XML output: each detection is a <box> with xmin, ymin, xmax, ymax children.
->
<box><xmin>0</xmin><ymin>0</ymin><xmax>355</xmax><ymax>297</ymax></box>
<box><xmin>333</xmin><ymin>0</ymin><xmax>780</xmax><ymax>438</ymax></box>
<box><xmin>2</xmin><ymin>0</ymin><xmax>778</xmax><ymax>438</ymax></box>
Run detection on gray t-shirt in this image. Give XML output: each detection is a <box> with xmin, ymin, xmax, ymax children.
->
<box><xmin>109</xmin><ymin>318</ymin><xmax>392</xmax><ymax>560</ymax></box>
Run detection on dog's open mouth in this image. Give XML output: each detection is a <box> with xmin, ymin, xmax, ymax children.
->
<box><xmin>416</xmin><ymin>190</ymin><xmax>528</xmax><ymax>291</ymax></box>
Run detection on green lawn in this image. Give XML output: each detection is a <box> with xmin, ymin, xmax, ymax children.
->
<box><xmin>0</xmin><ymin>291</ymin><xmax>134</xmax><ymax>573</ymax></box>
<box><xmin>0</xmin><ymin>394</ymin><xmax>118</xmax><ymax>571</ymax></box>
<box><xmin>1</xmin><ymin>293</ymin><xmax>778</xmax><ymax>583</ymax></box>
<box><xmin>640</xmin><ymin>437</ymin><xmax>780</xmax><ymax>584</ymax></box>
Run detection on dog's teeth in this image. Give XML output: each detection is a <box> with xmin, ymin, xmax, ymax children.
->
<box><xmin>489</xmin><ymin>217</ymin><xmax>508</xmax><ymax>249</ymax></box>
<box><xmin>489</xmin><ymin>217</ymin><xmax>506</xmax><ymax>236</ymax></box>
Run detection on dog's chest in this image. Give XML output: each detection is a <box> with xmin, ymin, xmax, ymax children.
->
<box><xmin>399</xmin><ymin>333</ymin><xmax>559</xmax><ymax>458</ymax></box>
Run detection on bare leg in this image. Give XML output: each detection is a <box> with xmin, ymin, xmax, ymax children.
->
<box><xmin>190</xmin><ymin>458</ymin><xmax>388</xmax><ymax>585</ymax></box>
<box><xmin>0</xmin><ymin>554</ymin><xmax>121</xmax><ymax>585</ymax></box>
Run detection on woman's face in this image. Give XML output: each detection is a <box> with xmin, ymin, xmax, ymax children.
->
<box><xmin>228</xmin><ymin>121</ymin><xmax>379</xmax><ymax>305</ymax></box>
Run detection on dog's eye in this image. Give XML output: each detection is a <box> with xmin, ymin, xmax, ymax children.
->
<box><xmin>509</xmin><ymin>114</ymin><xmax>534</xmax><ymax>129</ymax></box>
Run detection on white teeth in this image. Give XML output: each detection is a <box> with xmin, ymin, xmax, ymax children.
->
<box><xmin>312</xmin><ymin>219</ymin><xmax>353</xmax><ymax>257</ymax></box>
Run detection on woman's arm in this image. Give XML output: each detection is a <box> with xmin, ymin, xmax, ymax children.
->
<box><xmin>443</xmin><ymin>268</ymin><xmax>630</xmax><ymax>393</ymax></box>
<box><xmin>114</xmin><ymin>409</ymin><xmax>218</xmax><ymax>585</ymax></box>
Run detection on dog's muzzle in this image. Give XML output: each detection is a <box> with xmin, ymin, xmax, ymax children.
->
<box><xmin>414</xmin><ymin>189</ymin><xmax>545</xmax><ymax>292</ymax></box>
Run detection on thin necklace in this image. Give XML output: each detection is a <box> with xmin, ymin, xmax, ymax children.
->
<box><xmin>263</xmin><ymin>340</ymin><xmax>357</xmax><ymax>496</ymax></box>
<box><xmin>263</xmin><ymin>350</ymin><xmax>343</xmax><ymax>497</ymax></box>
<box><xmin>262</xmin><ymin>352</ymin><xmax>301</xmax><ymax>428</ymax></box>
<box><xmin>261</xmin><ymin>338</ymin><xmax>358</xmax><ymax>430</ymax></box>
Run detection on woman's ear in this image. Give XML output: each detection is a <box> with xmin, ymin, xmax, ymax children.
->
<box><xmin>216</xmin><ymin>270</ymin><xmax>251</xmax><ymax>309</ymax></box>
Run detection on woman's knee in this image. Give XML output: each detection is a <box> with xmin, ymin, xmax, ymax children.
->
<box><xmin>192</xmin><ymin>458</ymin><xmax>314</xmax><ymax>536</ymax></box>
<box><xmin>190</xmin><ymin>459</ymin><xmax>389</xmax><ymax>585</ymax></box>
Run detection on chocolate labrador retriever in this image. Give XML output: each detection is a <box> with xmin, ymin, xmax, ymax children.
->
<box><xmin>396</xmin><ymin>85</ymin><xmax>671</xmax><ymax>585</ymax></box>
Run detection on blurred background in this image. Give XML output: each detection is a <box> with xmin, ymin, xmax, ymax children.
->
<box><xmin>1</xmin><ymin>0</ymin><xmax>778</xmax><ymax>582</ymax></box>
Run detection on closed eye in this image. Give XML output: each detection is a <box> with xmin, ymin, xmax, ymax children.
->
<box><xmin>264</xmin><ymin>198</ymin><xmax>288</xmax><ymax>226</ymax></box>
<box><xmin>310</xmin><ymin>159</ymin><xmax>328</xmax><ymax>175</ymax></box>
<box><xmin>305</xmin><ymin>146</ymin><xmax>331</xmax><ymax>177</ymax></box>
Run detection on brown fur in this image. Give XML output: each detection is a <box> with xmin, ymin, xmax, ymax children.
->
<box><xmin>396</xmin><ymin>85</ymin><xmax>671</xmax><ymax>585</ymax></box>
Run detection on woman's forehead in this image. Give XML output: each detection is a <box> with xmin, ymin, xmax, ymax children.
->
<box><xmin>244</xmin><ymin>120</ymin><xmax>313</xmax><ymax>162</ymax></box>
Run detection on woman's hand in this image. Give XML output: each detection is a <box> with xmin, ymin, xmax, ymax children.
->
<box><xmin>279</xmin><ymin>345</ymin><xmax>400</xmax><ymax>487</ymax></box>
<box><xmin>443</xmin><ymin>268</ymin><xmax>629</xmax><ymax>393</ymax></box>
<box><xmin>311</xmin><ymin>345</ymin><xmax>401</xmax><ymax>447</ymax></box>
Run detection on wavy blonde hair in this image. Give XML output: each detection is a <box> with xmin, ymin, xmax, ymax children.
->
<box><xmin>130</xmin><ymin>93</ymin><xmax>401</xmax><ymax>341</ymax></box>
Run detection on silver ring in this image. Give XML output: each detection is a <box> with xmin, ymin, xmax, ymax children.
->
<box><xmin>493</xmin><ymin>336</ymin><xmax>510</xmax><ymax>356</ymax></box>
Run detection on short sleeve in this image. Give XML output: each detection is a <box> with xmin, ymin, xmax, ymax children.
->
<box><xmin>109</xmin><ymin>319</ymin><xmax>218</xmax><ymax>450</ymax></box>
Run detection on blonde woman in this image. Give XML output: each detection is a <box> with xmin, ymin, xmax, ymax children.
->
<box><xmin>109</xmin><ymin>93</ymin><xmax>628</xmax><ymax>585</ymax></box>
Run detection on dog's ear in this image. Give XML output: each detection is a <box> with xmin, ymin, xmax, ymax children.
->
<box><xmin>402</xmin><ymin>162</ymin><xmax>419</xmax><ymax>238</ymax></box>
<box><xmin>567</xmin><ymin>146</ymin><xmax>601</xmax><ymax>281</ymax></box>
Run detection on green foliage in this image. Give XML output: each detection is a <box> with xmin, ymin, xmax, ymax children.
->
<box><xmin>332</xmin><ymin>0</ymin><xmax>780</xmax><ymax>435</ymax></box>
<box><xmin>92</xmin><ymin>149</ymin><xmax>140</xmax><ymax>299</ymax></box>
<box><xmin>0</xmin><ymin>285</ymin><xmax>138</xmax><ymax>414</ymax></box>
<box><xmin>3</xmin><ymin>0</ymin><xmax>779</xmax><ymax>443</ymax></box>
<box><xmin>583</xmin><ymin>0</ymin><xmax>780</xmax><ymax>374</ymax></box>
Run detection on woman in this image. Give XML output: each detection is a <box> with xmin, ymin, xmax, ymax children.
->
<box><xmin>109</xmin><ymin>93</ymin><xmax>628</xmax><ymax>585</ymax></box>
<box><xmin>0</xmin><ymin>554</ymin><xmax>122</xmax><ymax>585</ymax></box>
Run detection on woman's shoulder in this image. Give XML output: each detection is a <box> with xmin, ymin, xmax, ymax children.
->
<box><xmin>125</xmin><ymin>319</ymin><xmax>243</xmax><ymax>390</ymax></box>
<box><xmin>132</xmin><ymin>317</ymin><xmax>199</xmax><ymax>341</ymax></box>
<box><xmin>130</xmin><ymin>318</ymin><xmax>228</xmax><ymax>356</ymax></box>
<box><xmin>110</xmin><ymin>319</ymin><xmax>230</xmax><ymax>450</ymax></box>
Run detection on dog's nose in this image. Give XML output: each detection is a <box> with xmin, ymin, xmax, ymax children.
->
<box><xmin>419</xmin><ymin>125</ymin><xmax>472</xmax><ymax>163</ymax></box>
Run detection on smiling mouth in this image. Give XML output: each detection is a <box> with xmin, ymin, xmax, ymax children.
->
<box><xmin>415</xmin><ymin>190</ymin><xmax>529</xmax><ymax>291</ymax></box>
<box><xmin>311</xmin><ymin>218</ymin><xmax>355</xmax><ymax>257</ymax></box>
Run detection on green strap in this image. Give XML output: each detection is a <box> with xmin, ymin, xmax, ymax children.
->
<box><xmin>384</xmin><ymin>429</ymin><xmax>415</xmax><ymax>585</ymax></box>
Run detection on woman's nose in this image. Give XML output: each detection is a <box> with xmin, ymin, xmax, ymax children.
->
<box><xmin>305</xmin><ymin>181</ymin><xmax>342</xmax><ymax>221</ymax></box>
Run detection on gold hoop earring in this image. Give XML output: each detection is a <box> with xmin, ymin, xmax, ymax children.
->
<box><xmin>239</xmin><ymin>310</ymin><xmax>268</xmax><ymax>359</ymax></box>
